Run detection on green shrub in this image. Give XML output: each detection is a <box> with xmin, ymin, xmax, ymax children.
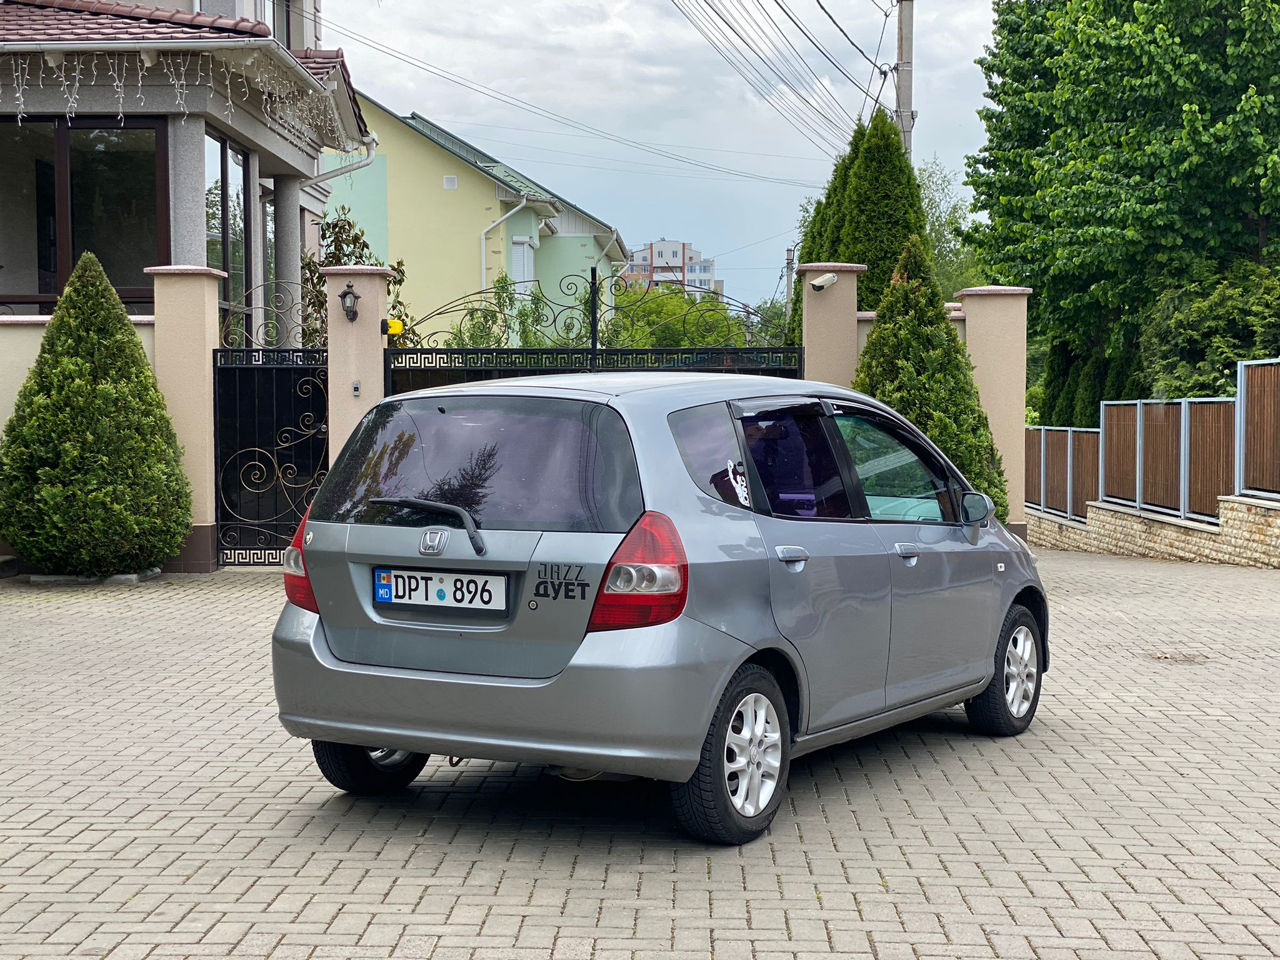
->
<box><xmin>0</xmin><ymin>253</ymin><xmax>191</xmax><ymax>576</ymax></box>
<box><xmin>1072</xmin><ymin>350</ymin><xmax>1108</xmax><ymax>427</ymax></box>
<box><xmin>1140</xmin><ymin>260</ymin><xmax>1280</xmax><ymax>397</ymax></box>
<box><xmin>1038</xmin><ymin>340</ymin><xmax>1072</xmax><ymax>425</ymax></box>
<box><xmin>1051</xmin><ymin>359</ymin><xmax>1081</xmax><ymax>427</ymax></box>
<box><xmin>1025</xmin><ymin>385</ymin><xmax>1044</xmax><ymax>425</ymax></box>
<box><xmin>853</xmin><ymin>236</ymin><xmax>1009</xmax><ymax>521</ymax></box>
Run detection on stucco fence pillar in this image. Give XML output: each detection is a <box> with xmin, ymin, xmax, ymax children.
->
<box><xmin>957</xmin><ymin>287</ymin><xmax>1031</xmax><ymax>537</ymax></box>
<box><xmin>321</xmin><ymin>266</ymin><xmax>392</xmax><ymax>458</ymax></box>
<box><xmin>798</xmin><ymin>262</ymin><xmax>866</xmax><ymax>389</ymax></box>
<box><xmin>144</xmin><ymin>265</ymin><xmax>226</xmax><ymax>573</ymax></box>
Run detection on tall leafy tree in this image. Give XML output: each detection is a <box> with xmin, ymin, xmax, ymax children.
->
<box><xmin>844</xmin><ymin>109</ymin><xmax>927</xmax><ymax>310</ymax></box>
<box><xmin>853</xmin><ymin>237</ymin><xmax>1009</xmax><ymax>520</ymax></box>
<box><xmin>967</xmin><ymin>0</ymin><xmax>1061</xmax><ymax>336</ymax></box>
<box><xmin>970</xmin><ymin>0</ymin><xmax>1280</xmax><ymax>421</ymax></box>
<box><xmin>917</xmin><ymin>158</ymin><xmax>983</xmax><ymax>299</ymax></box>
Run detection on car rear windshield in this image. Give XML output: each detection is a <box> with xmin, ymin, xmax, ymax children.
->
<box><xmin>310</xmin><ymin>396</ymin><xmax>643</xmax><ymax>533</ymax></box>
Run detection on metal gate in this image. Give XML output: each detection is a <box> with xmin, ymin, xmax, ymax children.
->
<box><xmin>386</xmin><ymin>270</ymin><xmax>800</xmax><ymax>395</ymax></box>
<box><xmin>213</xmin><ymin>283</ymin><xmax>328</xmax><ymax>566</ymax></box>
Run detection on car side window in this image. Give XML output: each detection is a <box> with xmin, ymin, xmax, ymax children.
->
<box><xmin>833</xmin><ymin>414</ymin><xmax>957</xmax><ymax>523</ymax></box>
<box><xmin>668</xmin><ymin>403</ymin><xmax>752</xmax><ymax>508</ymax></box>
<box><xmin>742</xmin><ymin>411</ymin><xmax>851</xmax><ymax>519</ymax></box>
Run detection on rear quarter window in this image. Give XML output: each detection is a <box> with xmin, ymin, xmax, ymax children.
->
<box><xmin>311</xmin><ymin>396</ymin><xmax>643</xmax><ymax>533</ymax></box>
<box><xmin>668</xmin><ymin>403</ymin><xmax>752</xmax><ymax>508</ymax></box>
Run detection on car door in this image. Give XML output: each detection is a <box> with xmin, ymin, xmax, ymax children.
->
<box><xmin>828</xmin><ymin>406</ymin><xmax>996</xmax><ymax>709</ymax></box>
<box><xmin>734</xmin><ymin>398</ymin><xmax>892</xmax><ymax>732</ymax></box>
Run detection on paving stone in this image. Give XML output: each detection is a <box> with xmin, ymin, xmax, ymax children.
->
<box><xmin>1</xmin><ymin>552</ymin><xmax>1278</xmax><ymax>958</ymax></box>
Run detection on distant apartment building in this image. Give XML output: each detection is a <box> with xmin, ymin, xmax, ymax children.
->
<box><xmin>625</xmin><ymin>239</ymin><xmax>723</xmax><ymax>295</ymax></box>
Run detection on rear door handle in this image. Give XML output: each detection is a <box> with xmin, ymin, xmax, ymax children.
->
<box><xmin>774</xmin><ymin>545</ymin><xmax>809</xmax><ymax>571</ymax></box>
<box><xmin>894</xmin><ymin>542</ymin><xmax>920</xmax><ymax>566</ymax></box>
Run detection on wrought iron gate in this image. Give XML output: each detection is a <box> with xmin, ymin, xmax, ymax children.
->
<box><xmin>213</xmin><ymin>283</ymin><xmax>328</xmax><ymax>566</ymax></box>
<box><xmin>386</xmin><ymin>269</ymin><xmax>800</xmax><ymax>395</ymax></box>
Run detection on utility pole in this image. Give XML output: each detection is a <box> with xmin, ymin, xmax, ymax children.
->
<box><xmin>895</xmin><ymin>0</ymin><xmax>915</xmax><ymax>159</ymax></box>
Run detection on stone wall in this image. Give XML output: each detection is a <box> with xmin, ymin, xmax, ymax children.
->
<box><xmin>1028</xmin><ymin>497</ymin><xmax>1280</xmax><ymax>569</ymax></box>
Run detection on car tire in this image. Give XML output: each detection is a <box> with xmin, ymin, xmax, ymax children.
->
<box><xmin>670</xmin><ymin>663</ymin><xmax>791</xmax><ymax>845</ymax></box>
<box><xmin>311</xmin><ymin>741</ymin><xmax>429</xmax><ymax>795</ymax></box>
<box><xmin>965</xmin><ymin>604</ymin><xmax>1043</xmax><ymax>736</ymax></box>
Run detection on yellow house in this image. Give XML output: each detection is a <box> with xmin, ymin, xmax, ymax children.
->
<box><xmin>325</xmin><ymin>93</ymin><xmax>628</xmax><ymax>328</ymax></box>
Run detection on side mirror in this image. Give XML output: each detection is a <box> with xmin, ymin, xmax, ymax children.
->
<box><xmin>961</xmin><ymin>492</ymin><xmax>995</xmax><ymax>526</ymax></box>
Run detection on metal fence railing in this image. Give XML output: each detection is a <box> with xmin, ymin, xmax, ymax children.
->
<box><xmin>1029</xmin><ymin>356</ymin><xmax>1279</xmax><ymax>525</ymax></box>
<box><xmin>1024</xmin><ymin>426</ymin><xmax>1099</xmax><ymax>522</ymax></box>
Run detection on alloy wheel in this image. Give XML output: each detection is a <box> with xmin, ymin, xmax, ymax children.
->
<box><xmin>366</xmin><ymin>747</ymin><xmax>414</xmax><ymax>769</ymax></box>
<box><xmin>1003</xmin><ymin>625</ymin><xmax>1038</xmax><ymax>719</ymax></box>
<box><xmin>722</xmin><ymin>692</ymin><xmax>782</xmax><ymax>817</ymax></box>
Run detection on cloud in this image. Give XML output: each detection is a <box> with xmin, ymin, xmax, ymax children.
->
<box><xmin>324</xmin><ymin>0</ymin><xmax>995</xmax><ymax>304</ymax></box>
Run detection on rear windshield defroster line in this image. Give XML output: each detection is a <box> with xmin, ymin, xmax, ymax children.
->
<box><xmin>309</xmin><ymin>396</ymin><xmax>644</xmax><ymax>534</ymax></box>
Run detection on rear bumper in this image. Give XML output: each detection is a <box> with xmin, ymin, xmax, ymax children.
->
<box><xmin>272</xmin><ymin>604</ymin><xmax>751</xmax><ymax>782</ymax></box>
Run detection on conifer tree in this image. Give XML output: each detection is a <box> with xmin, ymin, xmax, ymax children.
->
<box><xmin>789</xmin><ymin>121</ymin><xmax>867</xmax><ymax>340</ymax></box>
<box><xmin>0</xmin><ymin>253</ymin><xmax>191</xmax><ymax>575</ymax></box>
<box><xmin>844</xmin><ymin>109</ymin><xmax>926</xmax><ymax>310</ymax></box>
<box><xmin>823</xmin><ymin>119</ymin><xmax>866</xmax><ymax>259</ymax></box>
<box><xmin>853</xmin><ymin>237</ymin><xmax>1009</xmax><ymax>521</ymax></box>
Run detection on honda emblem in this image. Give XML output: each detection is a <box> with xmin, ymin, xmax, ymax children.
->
<box><xmin>420</xmin><ymin>529</ymin><xmax>449</xmax><ymax>556</ymax></box>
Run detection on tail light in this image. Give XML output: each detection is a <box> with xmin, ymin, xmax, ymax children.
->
<box><xmin>587</xmin><ymin>511</ymin><xmax>688</xmax><ymax>632</ymax></box>
<box><xmin>282</xmin><ymin>505</ymin><xmax>319</xmax><ymax>613</ymax></box>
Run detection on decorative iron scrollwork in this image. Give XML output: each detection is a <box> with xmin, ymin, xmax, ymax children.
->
<box><xmin>219</xmin><ymin>279</ymin><xmax>326</xmax><ymax>349</ymax></box>
<box><xmin>400</xmin><ymin>271</ymin><xmax>790</xmax><ymax>353</ymax></box>
<box><xmin>214</xmin><ymin>361</ymin><xmax>328</xmax><ymax>566</ymax></box>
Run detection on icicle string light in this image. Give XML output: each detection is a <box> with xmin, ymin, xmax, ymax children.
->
<box><xmin>0</xmin><ymin>51</ymin><xmax>356</xmax><ymax>150</ymax></box>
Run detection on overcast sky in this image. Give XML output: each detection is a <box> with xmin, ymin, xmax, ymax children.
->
<box><xmin>321</xmin><ymin>0</ymin><xmax>996</xmax><ymax>304</ymax></box>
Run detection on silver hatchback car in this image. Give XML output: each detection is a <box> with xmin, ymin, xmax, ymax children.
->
<box><xmin>274</xmin><ymin>373</ymin><xmax>1048</xmax><ymax>844</ymax></box>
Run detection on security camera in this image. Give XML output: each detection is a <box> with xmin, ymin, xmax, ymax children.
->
<box><xmin>809</xmin><ymin>272</ymin><xmax>839</xmax><ymax>291</ymax></box>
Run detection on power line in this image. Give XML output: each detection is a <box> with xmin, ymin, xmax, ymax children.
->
<box><xmin>771</xmin><ymin>0</ymin><xmax>882</xmax><ymax>107</ymax></box>
<box><xmin>811</xmin><ymin>0</ymin><xmax>881</xmax><ymax>72</ymax></box>
<box><xmin>670</xmin><ymin>0</ymin><xmax>847</xmax><ymax>152</ymax></box>
<box><xmin>312</xmin><ymin>10</ymin><xmax>822</xmax><ymax>187</ymax></box>
<box><xmin>427</xmin><ymin>117</ymin><xmax>830</xmax><ymax>162</ymax></box>
<box><xmin>859</xmin><ymin>4</ymin><xmax>893</xmax><ymax>118</ymax></box>
<box><xmin>730</xmin><ymin>0</ymin><xmax>859</xmax><ymax>128</ymax></box>
<box><xmin>694</xmin><ymin>0</ymin><xmax>861</xmax><ymax>135</ymax></box>
<box><xmin>709</xmin><ymin>227</ymin><xmax>802</xmax><ymax>259</ymax></box>
<box><xmin>494</xmin><ymin>155</ymin><xmax>821</xmax><ymax>186</ymax></box>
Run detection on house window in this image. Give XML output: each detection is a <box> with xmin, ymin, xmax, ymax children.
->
<box><xmin>268</xmin><ymin>0</ymin><xmax>292</xmax><ymax>47</ymax></box>
<box><xmin>443</xmin><ymin>175</ymin><xmax>458</xmax><ymax>190</ymax></box>
<box><xmin>205</xmin><ymin>132</ymin><xmax>253</xmax><ymax>341</ymax></box>
<box><xmin>511</xmin><ymin>240</ymin><xmax>536</xmax><ymax>292</ymax></box>
<box><xmin>0</xmin><ymin>117</ymin><xmax>167</xmax><ymax>314</ymax></box>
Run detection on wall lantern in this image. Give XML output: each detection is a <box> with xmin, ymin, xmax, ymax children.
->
<box><xmin>339</xmin><ymin>282</ymin><xmax>361</xmax><ymax>322</ymax></box>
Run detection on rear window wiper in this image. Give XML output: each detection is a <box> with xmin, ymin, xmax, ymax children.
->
<box><xmin>369</xmin><ymin>498</ymin><xmax>486</xmax><ymax>555</ymax></box>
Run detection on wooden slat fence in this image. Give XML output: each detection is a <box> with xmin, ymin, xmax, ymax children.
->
<box><xmin>1024</xmin><ymin>428</ymin><xmax>1042</xmax><ymax>508</ymax></box>
<box><xmin>1102</xmin><ymin>403</ymin><xmax>1137</xmax><ymax>503</ymax></box>
<box><xmin>1141</xmin><ymin>402</ymin><xmax>1181</xmax><ymax>512</ymax></box>
<box><xmin>1028</xmin><ymin>356</ymin><xmax>1280</xmax><ymax>529</ymax></box>
<box><xmin>1188</xmin><ymin>400</ymin><xmax>1235</xmax><ymax>518</ymax></box>
<box><xmin>1071</xmin><ymin>430</ymin><xmax>1099</xmax><ymax>518</ymax></box>
<box><xmin>1023</xmin><ymin>426</ymin><xmax>1098</xmax><ymax>522</ymax></box>
<box><xmin>1241</xmin><ymin>360</ymin><xmax>1280</xmax><ymax>497</ymax></box>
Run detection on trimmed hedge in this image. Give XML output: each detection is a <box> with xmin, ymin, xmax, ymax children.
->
<box><xmin>0</xmin><ymin>253</ymin><xmax>191</xmax><ymax>576</ymax></box>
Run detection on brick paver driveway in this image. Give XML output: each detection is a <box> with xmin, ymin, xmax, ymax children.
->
<box><xmin>2</xmin><ymin>551</ymin><xmax>1278</xmax><ymax>960</ymax></box>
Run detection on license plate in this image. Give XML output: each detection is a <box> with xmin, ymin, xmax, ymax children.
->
<box><xmin>373</xmin><ymin>568</ymin><xmax>506</xmax><ymax>611</ymax></box>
